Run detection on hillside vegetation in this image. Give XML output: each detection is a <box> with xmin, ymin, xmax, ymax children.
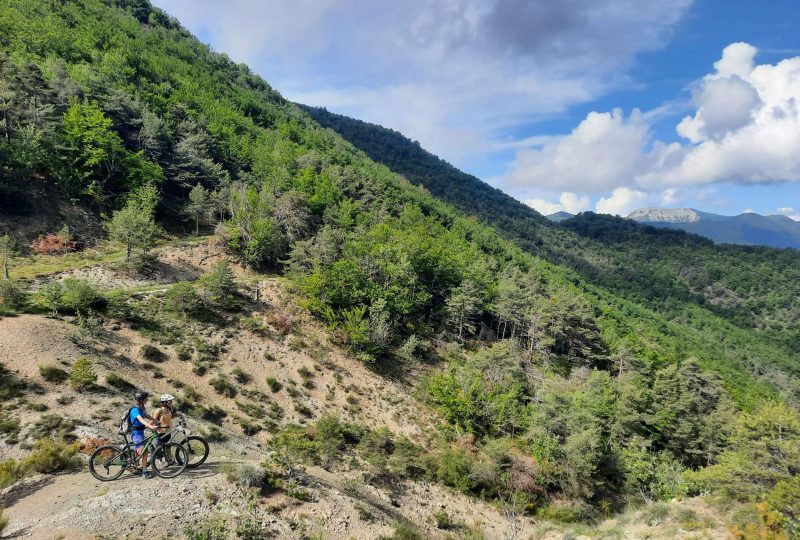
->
<box><xmin>0</xmin><ymin>1</ymin><xmax>798</xmax><ymax>538</ymax></box>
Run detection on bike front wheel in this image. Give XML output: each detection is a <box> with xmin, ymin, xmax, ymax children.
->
<box><xmin>182</xmin><ymin>435</ymin><xmax>209</xmax><ymax>468</ymax></box>
<box><xmin>89</xmin><ymin>445</ymin><xmax>127</xmax><ymax>481</ymax></box>
<box><xmin>151</xmin><ymin>442</ymin><xmax>188</xmax><ymax>478</ymax></box>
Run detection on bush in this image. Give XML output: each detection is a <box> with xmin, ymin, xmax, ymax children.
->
<box><xmin>0</xmin><ymin>413</ymin><xmax>20</xmax><ymax>443</ymax></box>
<box><xmin>61</xmin><ymin>278</ymin><xmax>102</xmax><ymax>313</ymax></box>
<box><xmin>164</xmin><ymin>282</ymin><xmax>202</xmax><ymax>314</ymax></box>
<box><xmin>202</xmin><ymin>426</ymin><xmax>228</xmax><ymax>442</ymax></box>
<box><xmin>184</xmin><ymin>517</ymin><xmax>229</xmax><ymax>540</ymax></box>
<box><xmin>140</xmin><ymin>344</ymin><xmax>165</xmax><ymax>362</ymax></box>
<box><xmin>0</xmin><ymin>279</ymin><xmax>28</xmax><ymax>312</ymax></box>
<box><xmin>209</xmin><ymin>375</ymin><xmax>237</xmax><ymax>398</ymax></box>
<box><xmin>175</xmin><ymin>343</ymin><xmax>192</xmax><ymax>361</ymax></box>
<box><xmin>200</xmin><ymin>405</ymin><xmax>228</xmax><ymax>424</ymax></box>
<box><xmin>536</xmin><ymin>499</ymin><xmax>593</xmax><ymax>523</ymax></box>
<box><xmin>433</xmin><ymin>509</ymin><xmax>454</xmax><ymax>530</ymax></box>
<box><xmin>235</xmin><ymin>416</ymin><xmax>261</xmax><ymax>435</ymax></box>
<box><xmin>382</xmin><ymin>522</ymin><xmax>424</xmax><ymax>540</ymax></box>
<box><xmin>231</xmin><ymin>463</ymin><xmax>266</xmax><ymax>488</ymax></box>
<box><xmin>232</xmin><ymin>367</ymin><xmax>251</xmax><ymax>384</ymax></box>
<box><xmin>430</xmin><ymin>446</ymin><xmax>476</xmax><ymax>493</ymax></box>
<box><xmin>24</xmin><ymin>438</ymin><xmax>80</xmax><ymax>473</ymax></box>
<box><xmin>70</xmin><ymin>357</ymin><xmax>97</xmax><ymax>391</ymax></box>
<box><xmin>0</xmin><ymin>458</ymin><xmax>28</xmax><ymax>489</ymax></box>
<box><xmin>266</xmin><ymin>377</ymin><xmax>282</xmax><ymax>392</ymax></box>
<box><xmin>28</xmin><ymin>414</ymin><xmax>78</xmax><ymax>441</ymax></box>
<box><xmin>105</xmin><ymin>372</ymin><xmax>134</xmax><ymax>392</ymax></box>
<box><xmin>0</xmin><ymin>508</ymin><xmax>7</xmax><ymax>537</ymax></box>
<box><xmin>267</xmin><ymin>310</ymin><xmax>294</xmax><ymax>334</ymax></box>
<box><xmin>30</xmin><ymin>227</ymin><xmax>78</xmax><ymax>255</ymax></box>
<box><xmin>39</xmin><ymin>364</ymin><xmax>69</xmax><ymax>383</ymax></box>
<box><xmin>0</xmin><ymin>439</ymin><xmax>79</xmax><ymax>488</ymax></box>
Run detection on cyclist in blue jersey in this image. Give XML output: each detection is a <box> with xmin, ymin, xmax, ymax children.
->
<box><xmin>130</xmin><ymin>391</ymin><xmax>159</xmax><ymax>479</ymax></box>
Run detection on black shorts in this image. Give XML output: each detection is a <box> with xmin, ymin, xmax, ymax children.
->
<box><xmin>155</xmin><ymin>433</ymin><xmax>172</xmax><ymax>447</ymax></box>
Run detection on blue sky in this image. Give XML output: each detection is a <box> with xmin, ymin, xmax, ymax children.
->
<box><xmin>155</xmin><ymin>0</ymin><xmax>800</xmax><ymax>218</ymax></box>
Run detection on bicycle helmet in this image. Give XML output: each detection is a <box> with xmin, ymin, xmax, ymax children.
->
<box><xmin>134</xmin><ymin>390</ymin><xmax>150</xmax><ymax>401</ymax></box>
<box><xmin>160</xmin><ymin>394</ymin><xmax>175</xmax><ymax>403</ymax></box>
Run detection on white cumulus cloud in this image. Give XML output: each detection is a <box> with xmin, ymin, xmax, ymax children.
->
<box><xmin>525</xmin><ymin>191</ymin><xmax>591</xmax><ymax>215</ymax></box>
<box><xmin>154</xmin><ymin>0</ymin><xmax>692</xmax><ymax>166</ymax></box>
<box><xmin>595</xmin><ymin>187</ymin><xmax>649</xmax><ymax>216</ymax></box>
<box><xmin>505</xmin><ymin>109</ymin><xmax>649</xmax><ymax>193</ymax></box>
<box><xmin>776</xmin><ymin>206</ymin><xmax>800</xmax><ymax>220</ymax></box>
<box><xmin>502</xmin><ymin>42</ymin><xmax>800</xmax><ymax>206</ymax></box>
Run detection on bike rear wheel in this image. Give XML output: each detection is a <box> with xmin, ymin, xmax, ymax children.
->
<box><xmin>182</xmin><ymin>435</ymin><xmax>209</xmax><ymax>468</ymax></box>
<box><xmin>151</xmin><ymin>442</ymin><xmax>188</xmax><ymax>478</ymax></box>
<box><xmin>89</xmin><ymin>445</ymin><xmax>127</xmax><ymax>481</ymax></box>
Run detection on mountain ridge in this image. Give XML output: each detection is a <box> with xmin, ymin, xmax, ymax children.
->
<box><xmin>628</xmin><ymin>207</ymin><xmax>800</xmax><ymax>248</ymax></box>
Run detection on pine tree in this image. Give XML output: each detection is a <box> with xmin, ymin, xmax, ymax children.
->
<box><xmin>186</xmin><ymin>183</ymin><xmax>210</xmax><ymax>235</ymax></box>
<box><xmin>446</xmin><ymin>278</ymin><xmax>482</xmax><ymax>342</ymax></box>
<box><xmin>107</xmin><ymin>184</ymin><xmax>159</xmax><ymax>260</ymax></box>
<box><xmin>70</xmin><ymin>357</ymin><xmax>97</xmax><ymax>391</ymax></box>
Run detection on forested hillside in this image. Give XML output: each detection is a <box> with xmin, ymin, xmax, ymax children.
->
<box><xmin>0</xmin><ymin>1</ymin><xmax>798</xmax><ymax>536</ymax></box>
<box><xmin>304</xmin><ymin>106</ymin><xmax>800</xmax><ymax>357</ymax></box>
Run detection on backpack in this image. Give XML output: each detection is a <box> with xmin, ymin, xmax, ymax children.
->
<box><xmin>119</xmin><ymin>406</ymin><xmax>134</xmax><ymax>434</ymax></box>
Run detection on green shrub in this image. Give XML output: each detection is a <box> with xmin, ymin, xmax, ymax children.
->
<box><xmin>39</xmin><ymin>364</ymin><xmax>69</xmax><ymax>383</ymax></box>
<box><xmin>433</xmin><ymin>509</ymin><xmax>454</xmax><ymax>530</ymax></box>
<box><xmin>200</xmin><ymin>405</ymin><xmax>227</xmax><ymax>424</ymax></box>
<box><xmin>164</xmin><ymin>281</ymin><xmax>202</xmax><ymax>314</ymax></box>
<box><xmin>24</xmin><ymin>438</ymin><xmax>80</xmax><ymax>473</ymax></box>
<box><xmin>28</xmin><ymin>414</ymin><xmax>77</xmax><ymax>441</ymax></box>
<box><xmin>175</xmin><ymin>343</ymin><xmax>192</xmax><ymax>361</ymax></box>
<box><xmin>266</xmin><ymin>377</ymin><xmax>282</xmax><ymax>392</ymax></box>
<box><xmin>202</xmin><ymin>426</ymin><xmax>228</xmax><ymax>442</ymax></box>
<box><xmin>209</xmin><ymin>375</ymin><xmax>237</xmax><ymax>398</ymax></box>
<box><xmin>139</xmin><ymin>344</ymin><xmax>165</xmax><ymax>362</ymax></box>
<box><xmin>26</xmin><ymin>402</ymin><xmax>48</xmax><ymax>412</ymax></box>
<box><xmin>184</xmin><ymin>517</ymin><xmax>229</xmax><ymax>540</ymax></box>
<box><xmin>536</xmin><ymin>499</ymin><xmax>593</xmax><ymax>523</ymax></box>
<box><xmin>105</xmin><ymin>372</ymin><xmax>134</xmax><ymax>392</ymax></box>
<box><xmin>236</xmin><ymin>400</ymin><xmax>266</xmax><ymax>419</ymax></box>
<box><xmin>0</xmin><ymin>508</ymin><xmax>7</xmax><ymax>537</ymax></box>
<box><xmin>235</xmin><ymin>416</ymin><xmax>261</xmax><ymax>435</ymax></box>
<box><xmin>60</xmin><ymin>278</ymin><xmax>102</xmax><ymax>313</ymax></box>
<box><xmin>293</xmin><ymin>402</ymin><xmax>312</xmax><ymax>417</ymax></box>
<box><xmin>430</xmin><ymin>446</ymin><xmax>476</xmax><ymax>492</ymax></box>
<box><xmin>0</xmin><ymin>458</ymin><xmax>28</xmax><ymax>489</ymax></box>
<box><xmin>381</xmin><ymin>522</ymin><xmax>424</xmax><ymax>540</ymax></box>
<box><xmin>0</xmin><ymin>279</ymin><xmax>28</xmax><ymax>312</ymax></box>
<box><xmin>232</xmin><ymin>367</ymin><xmax>251</xmax><ymax>384</ymax></box>
<box><xmin>0</xmin><ymin>414</ymin><xmax>20</xmax><ymax>442</ymax></box>
<box><xmin>0</xmin><ymin>439</ymin><xmax>79</xmax><ymax>488</ymax></box>
<box><xmin>70</xmin><ymin>357</ymin><xmax>97</xmax><ymax>391</ymax></box>
<box><xmin>231</xmin><ymin>463</ymin><xmax>266</xmax><ymax>488</ymax></box>
<box><xmin>235</xmin><ymin>517</ymin><xmax>269</xmax><ymax>540</ymax></box>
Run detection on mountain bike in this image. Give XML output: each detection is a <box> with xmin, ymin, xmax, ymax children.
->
<box><xmin>88</xmin><ymin>428</ymin><xmax>188</xmax><ymax>481</ymax></box>
<box><xmin>169</xmin><ymin>417</ymin><xmax>209</xmax><ymax>468</ymax></box>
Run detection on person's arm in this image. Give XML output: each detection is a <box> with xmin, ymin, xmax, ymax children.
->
<box><xmin>136</xmin><ymin>412</ymin><xmax>158</xmax><ymax>429</ymax></box>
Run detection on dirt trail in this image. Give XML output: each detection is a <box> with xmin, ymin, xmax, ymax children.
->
<box><xmin>0</xmin><ymin>459</ymin><xmax>536</xmax><ymax>540</ymax></box>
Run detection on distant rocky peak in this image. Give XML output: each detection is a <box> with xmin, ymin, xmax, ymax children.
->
<box><xmin>628</xmin><ymin>207</ymin><xmax>700</xmax><ymax>223</ymax></box>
